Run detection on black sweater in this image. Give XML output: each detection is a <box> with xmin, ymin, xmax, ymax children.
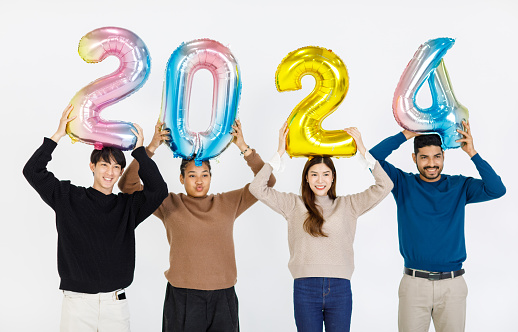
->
<box><xmin>23</xmin><ymin>138</ymin><xmax>168</xmax><ymax>293</ymax></box>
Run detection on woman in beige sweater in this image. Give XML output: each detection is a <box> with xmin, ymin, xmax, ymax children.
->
<box><xmin>118</xmin><ymin>120</ymin><xmax>275</xmax><ymax>332</ymax></box>
<box><xmin>249</xmin><ymin>124</ymin><xmax>393</xmax><ymax>332</ymax></box>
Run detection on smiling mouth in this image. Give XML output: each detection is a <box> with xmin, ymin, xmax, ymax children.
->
<box><xmin>315</xmin><ymin>185</ymin><xmax>326</xmax><ymax>190</ymax></box>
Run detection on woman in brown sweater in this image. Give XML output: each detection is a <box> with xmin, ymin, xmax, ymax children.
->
<box><xmin>249</xmin><ymin>123</ymin><xmax>393</xmax><ymax>332</ymax></box>
<box><xmin>118</xmin><ymin>120</ymin><xmax>275</xmax><ymax>332</ymax></box>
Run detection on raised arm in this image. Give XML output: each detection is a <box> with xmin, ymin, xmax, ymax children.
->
<box><xmin>119</xmin><ymin>120</ymin><xmax>168</xmax><ymax>194</ymax></box>
<box><xmin>342</xmin><ymin>128</ymin><xmax>394</xmax><ymax>216</ymax></box>
<box><xmin>125</xmin><ymin>125</ymin><xmax>168</xmax><ymax>225</ymax></box>
<box><xmin>23</xmin><ymin>105</ymin><xmax>76</xmax><ymax>209</ymax></box>
<box><xmin>456</xmin><ymin>120</ymin><xmax>506</xmax><ymax>202</ymax></box>
<box><xmin>249</xmin><ymin>123</ymin><xmax>298</xmax><ymax>218</ymax></box>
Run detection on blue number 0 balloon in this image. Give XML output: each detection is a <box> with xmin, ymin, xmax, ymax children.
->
<box><xmin>160</xmin><ymin>39</ymin><xmax>241</xmax><ymax>165</ymax></box>
<box><xmin>393</xmin><ymin>38</ymin><xmax>469</xmax><ymax>149</ymax></box>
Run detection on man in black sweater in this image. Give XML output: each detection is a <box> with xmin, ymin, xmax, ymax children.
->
<box><xmin>23</xmin><ymin>105</ymin><xmax>168</xmax><ymax>332</ymax></box>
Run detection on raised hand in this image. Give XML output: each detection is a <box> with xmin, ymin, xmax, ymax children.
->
<box><xmin>130</xmin><ymin>123</ymin><xmax>144</xmax><ymax>150</ymax></box>
<box><xmin>231</xmin><ymin>119</ymin><xmax>249</xmax><ymax>152</ymax></box>
<box><xmin>344</xmin><ymin>127</ymin><xmax>366</xmax><ymax>157</ymax></box>
<box><xmin>147</xmin><ymin>121</ymin><xmax>170</xmax><ymax>153</ymax></box>
<box><xmin>456</xmin><ymin>120</ymin><xmax>477</xmax><ymax>158</ymax></box>
<box><xmin>51</xmin><ymin>104</ymin><xmax>76</xmax><ymax>143</ymax></box>
<box><xmin>278</xmin><ymin>121</ymin><xmax>289</xmax><ymax>157</ymax></box>
<box><xmin>402</xmin><ymin>129</ymin><xmax>420</xmax><ymax>140</ymax></box>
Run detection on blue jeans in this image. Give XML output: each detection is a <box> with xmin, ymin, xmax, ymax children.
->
<box><xmin>293</xmin><ymin>277</ymin><xmax>352</xmax><ymax>332</ymax></box>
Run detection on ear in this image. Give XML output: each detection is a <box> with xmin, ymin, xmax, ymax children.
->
<box><xmin>179</xmin><ymin>174</ymin><xmax>184</xmax><ymax>185</ymax></box>
<box><xmin>412</xmin><ymin>153</ymin><xmax>416</xmax><ymax>164</ymax></box>
<box><xmin>89</xmin><ymin>162</ymin><xmax>95</xmax><ymax>173</ymax></box>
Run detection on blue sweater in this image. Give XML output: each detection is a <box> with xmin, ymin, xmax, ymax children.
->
<box><xmin>370</xmin><ymin>132</ymin><xmax>506</xmax><ymax>272</ymax></box>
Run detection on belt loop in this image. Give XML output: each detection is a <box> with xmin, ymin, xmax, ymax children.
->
<box><xmin>412</xmin><ymin>269</ymin><xmax>416</xmax><ymax>278</ymax></box>
<box><xmin>451</xmin><ymin>271</ymin><xmax>454</xmax><ymax>279</ymax></box>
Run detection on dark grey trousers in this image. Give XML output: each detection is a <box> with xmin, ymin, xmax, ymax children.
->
<box><xmin>162</xmin><ymin>283</ymin><xmax>239</xmax><ymax>332</ymax></box>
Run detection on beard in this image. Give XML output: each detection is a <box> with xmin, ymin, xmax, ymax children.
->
<box><xmin>417</xmin><ymin>165</ymin><xmax>443</xmax><ymax>181</ymax></box>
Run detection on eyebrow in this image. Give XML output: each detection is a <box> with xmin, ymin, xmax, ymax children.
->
<box><xmin>187</xmin><ymin>170</ymin><xmax>210</xmax><ymax>173</ymax></box>
<box><xmin>309</xmin><ymin>171</ymin><xmax>331</xmax><ymax>174</ymax></box>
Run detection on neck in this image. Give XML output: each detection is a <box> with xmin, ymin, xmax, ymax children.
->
<box><xmin>92</xmin><ymin>184</ymin><xmax>113</xmax><ymax>195</ymax></box>
<box><xmin>419</xmin><ymin>174</ymin><xmax>442</xmax><ymax>183</ymax></box>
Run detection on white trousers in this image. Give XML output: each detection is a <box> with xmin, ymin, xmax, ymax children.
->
<box><xmin>398</xmin><ymin>273</ymin><xmax>468</xmax><ymax>332</ymax></box>
<box><xmin>60</xmin><ymin>290</ymin><xmax>131</xmax><ymax>332</ymax></box>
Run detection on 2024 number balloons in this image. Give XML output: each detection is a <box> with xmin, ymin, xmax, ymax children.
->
<box><xmin>160</xmin><ymin>39</ymin><xmax>241</xmax><ymax>165</ymax></box>
<box><xmin>276</xmin><ymin>46</ymin><xmax>356</xmax><ymax>158</ymax></box>
<box><xmin>66</xmin><ymin>27</ymin><xmax>151</xmax><ymax>150</ymax></box>
<box><xmin>393</xmin><ymin>37</ymin><xmax>469</xmax><ymax>150</ymax></box>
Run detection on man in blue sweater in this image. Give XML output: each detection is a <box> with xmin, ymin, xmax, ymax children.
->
<box><xmin>369</xmin><ymin>120</ymin><xmax>506</xmax><ymax>332</ymax></box>
<box><xmin>23</xmin><ymin>105</ymin><xmax>168</xmax><ymax>332</ymax></box>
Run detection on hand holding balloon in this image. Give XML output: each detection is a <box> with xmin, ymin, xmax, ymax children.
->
<box><xmin>277</xmin><ymin>122</ymin><xmax>289</xmax><ymax>157</ymax></box>
<box><xmin>230</xmin><ymin>119</ymin><xmax>251</xmax><ymax>157</ymax></box>
<box><xmin>344</xmin><ymin>127</ymin><xmax>366</xmax><ymax>157</ymax></box>
<box><xmin>402</xmin><ymin>129</ymin><xmax>420</xmax><ymax>140</ymax></box>
<box><xmin>147</xmin><ymin>121</ymin><xmax>170</xmax><ymax>153</ymax></box>
<box><xmin>456</xmin><ymin>120</ymin><xmax>477</xmax><ymax>158</ymax></box>
<box><xmin>130</xmin><ymin>124</ymin><xmax>144</xmax><ymax>150</ymax></box>
<box><xmin>51</xmin><ymin>105</ymin><xmax>76</xmax><ymax>143</ymax></box>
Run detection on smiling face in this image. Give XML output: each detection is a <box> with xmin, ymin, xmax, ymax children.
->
<box><xmin>180</xmin><ymin>161</ymin><xmax>211</xmax><ymax>197</ymax></box>
<box><xmin>413</xmin><ymin>145</ymin><xmax>444</xmax><ymax>182</ymax></box>
<box><xmin>89</xmin><ymin>158</ymin><xmax>123</xmax><ymax>195</ymax></box>
<box><xmin>306</xmin><ymin>163</ymin><xmax>334</xmax><ymax>196</ymax></box>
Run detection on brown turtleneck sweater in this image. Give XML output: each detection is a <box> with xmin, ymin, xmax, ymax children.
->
<box><xmin>118</xmin><ymin>149</ymin><xmax>275</xmax><ymax>290</ymax></box>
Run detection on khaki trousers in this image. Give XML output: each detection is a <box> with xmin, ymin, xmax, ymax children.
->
<box><xmin>398</xmin><ymin>273</ymin><xmax>468</xmax><ymax>332</ymax></box>
<box><xmin>60</xmin><ymin>290</ymin><xmax>130</xmax><ymax>332</ymax></box>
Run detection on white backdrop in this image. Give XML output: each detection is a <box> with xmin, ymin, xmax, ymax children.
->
<box><xmin>1</xmin><ymin>0</ymin><xmax>516</xmax><ymax>331</ymax></box>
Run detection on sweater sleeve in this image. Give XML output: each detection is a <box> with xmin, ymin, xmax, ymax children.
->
<box><xmin>465</xmin><ymin>153</ymin><xmax>506</xmax><ymax>204</ymax></box>
<box><xmin>369</xmin><ymin>132</ymin><xmax>408</xmax><ymax>194</ymax></box>
<box><xmin>249</xmin><ymin>163</ymin><xmax>298</xmax><ymax>219</ymax></box>
<box><xmin>127</xmin><ymin>147</ymin><xmax>168</xmax><ymax>226</ymax></box>
<box><xmin>348</xmin><ymin>161</ymin><xmax>394</xmax><ymax>217</ymax></box>
<box><xmin>231</xmin><ymin>149</ymin><xmax>277</xmax><ymax>218</ymax></box>
<box><xmin>23</xmin><ymin>138</ymin><xmax>69</xmax><ymax>210</ymax></box>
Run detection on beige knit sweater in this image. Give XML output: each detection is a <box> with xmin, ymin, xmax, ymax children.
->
<box><xmin>249</xmin><ymin>161</ymin><xmax>393</xmax><ymax>280</ymax></box>
<box><xmin>118</xmin><ymin>149</ymin><xmax>275</xmax><ymax>290</ymax></box>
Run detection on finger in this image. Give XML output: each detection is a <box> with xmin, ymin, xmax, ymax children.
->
<box><xmin>133</xmin><ymin>123</ymin><xmax>143</xmax><ymax>135</ymax></box>
<box><xmin>66</xmin><ymin>116</ymin><xmax>77</xmax><ymax>123</ymax></box>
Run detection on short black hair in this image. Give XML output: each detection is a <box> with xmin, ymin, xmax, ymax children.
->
<box><xmin>90</xmin><ymin>147</ymin><xmax>126</xmax><ymax>169</ymax></box>
<box><xmin>180</xmin><ymin>157</ymin><xmax>211</xmax><ymax>177</ymax></box>
<box><xmin>414</xmin><ymin>134</ymin><xmax>443</xmax><ymax>155</ymax></box>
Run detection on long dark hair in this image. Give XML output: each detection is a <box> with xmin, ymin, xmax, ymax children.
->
<box><xmin>301</xmin><ymin>156</ymin><xmax>337</xmax><ymax>237</ymax></box>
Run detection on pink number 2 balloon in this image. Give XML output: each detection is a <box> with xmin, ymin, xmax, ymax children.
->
<box><xmin>393</xmin><ymin>38</ymin><xmax>468</xmax><ymax>149</ymax></box>
<box><xmin>66</xmin><ymin>27</ymin><xmax>151</xmax><ymax>150</ymax></box>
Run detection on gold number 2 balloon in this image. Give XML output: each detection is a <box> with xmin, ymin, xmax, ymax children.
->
<box><xmin>276</xmin><ymin>46</ymin><xmax>356</xmax><ymax>157</ymax></box>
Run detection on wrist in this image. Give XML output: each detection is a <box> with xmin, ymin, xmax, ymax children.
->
<box><xmin>240</xmin><ymin>144</ymin><xmax>251</xmax><ymax>157</ymax></box>
<box><xmin>147</xmin><ymin>144</ymin><xmax>157</xmax><ymax>153</ymax></box>
<box><xmin>50</xmin><ymin>132</ymin><xmax>64</xmax><ymax>143</ymax></box>
<box><xmin>468</xmin><ymin>149</ymin><xmax>477</xmax><ymax>158</ymax></box>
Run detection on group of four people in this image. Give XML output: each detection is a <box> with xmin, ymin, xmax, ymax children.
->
<box><xmin>23</xmin><ymin>104</ymin><xmax>506</xmax><ymax>332</ymax></box>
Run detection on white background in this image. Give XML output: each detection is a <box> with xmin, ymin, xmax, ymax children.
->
<box><xmin>1</xmin><ymin>0</ymin><xmax>516</xmax><ymax>331</ymax></box>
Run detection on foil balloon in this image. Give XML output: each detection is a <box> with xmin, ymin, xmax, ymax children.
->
<box><xmin>393</xmin><ymin>38</ymin><xmax>468</xmax><ymax>149</ymax></box>
<box><xmin>66</xmin><ymin>27</ymin><xmax>151</xmax><ymax>150</ymax></box>
<box><xmin>276</xmin><ymin>46</ymin><xmax>356</xmax><ymax>158</ymax></box>
<box><xmin>160</xmin><ymin>39</ymin><xmax>241</xmax><ymax>165</ymax></box>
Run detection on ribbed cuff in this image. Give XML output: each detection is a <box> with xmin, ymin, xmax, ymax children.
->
<box><xmin>267</xmin><ymin>152</ymin><xmax>286</xmax><ymax>173</ymax></box>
